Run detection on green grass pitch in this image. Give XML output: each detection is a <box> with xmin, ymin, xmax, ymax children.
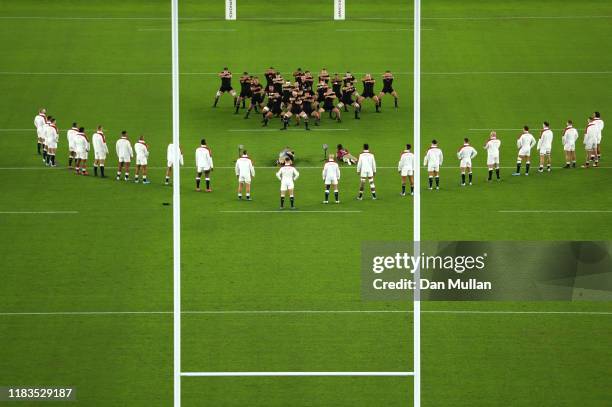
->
<box><xmin>0</xmin><ymin>0</ymin><xmax>611</xmax><ymax>405</ymax></box>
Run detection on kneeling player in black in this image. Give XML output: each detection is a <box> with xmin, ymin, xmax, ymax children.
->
<box><xmin>320</xmin><ymin>88</ymin><xmax>341</xmax><ymax>122</ymax></box>
<box><xmin>262</xmin><ymin>86</ymin><xmax>282</xmax><ymax>127</ymax></box>
<box><xmin>213</xmin><ymin>67</ymin><xmax>237</xmax><ymax>107</ymax></box>
<box><xmin>235</xmin><ymin>72</ymin><xmax>252</xmax><ymax>113</ymax></box>
<box><xmin>339</xmin><ymin>82</ymin><xmax>361</xmax><ymax>120</ymax></box>
<box><xmin>245</xmin><ymin>77</ymin><xmax>264</xmax><ymax>119</ymax></box>
<box><xmin>378</xmin><ymin>70</ymin><xmax>399</xmax><ymax>108</ymax></box>
<box><xmin>360</xmin><ymin>73</ymin><xmax>380</xmax><ymax>112</ymax></box>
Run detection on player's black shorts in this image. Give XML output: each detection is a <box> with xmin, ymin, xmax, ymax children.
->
<box><xmin>291</xmin><ymin>105</ymin><xmax>303</xmax><ymax>115</ymax></box>
<box><xmin>303</xmin><ymin>105</ymin><xmax>313</xmax><ymax>115</ymax></box>
<box><xmin>251</xmin><ymin>94</ymin><xmax>264</xmax><ymax>104</ymax></box>
<box><xmin>342</xmin><ymin>96</ymin><xmax>354</xmax><ymax>105</ymax></box>
<box><xmin>240</xmin><ymin>90</ymin><xmax>252</xmax><ymax>98</ymax></box>
<box><xmin>323</xmin><ymin>103</ymin><xmax>334</xmax><ymax>112</ymax></box>
<box><xmin>362</xmin><ymin>90</ymin><xmax>375</xmax><ymax>98</ymax></box>
<box><xmin>382</xmin><ymin>87</ymin><xmax>394</xmax><ymax>94</ymax></box>
<box><xmin>272</xmin><ymin>105</ymin><xmax>282</xmax><ymax>115</ymax></box>
<box><xmin>220</xmin><ymin>86</ymin><xmax>233</xmax><ymax>92</ymax></box>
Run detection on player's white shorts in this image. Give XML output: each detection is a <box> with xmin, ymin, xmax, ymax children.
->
<box><xmin>518</xmin><ymin>148</ymin><xmax>531</xmax><ymax>157</ymax></box>
<box><xmin>95</xmin><ymin>151</ymin><xmax>107</xmax><ymax>160</ymax></box>
<box><xmin>238</xmin><ymin>175</ymin><xmax>252</xmax><ymax>184</ymax></box>
<box><xmin>585</xmin><ymin>140</ymin><xmax>597</xmax><ymax>150</ymax></box>
<box><xmin>400</xmin><ymin>168</ymin><xmax>413</xmax><ymax>177</ymax></box>
<box><xmin>37</xmin><ymin>128</ymin><xmax>45</xmax><ymax>140</ymax></box>
<box><xmin>563</xmin><ymin>144</ymin><xmax>575</xmax><ymax>152</ymax></box>
<box><xmin>539</xmin><ymin>148</ymin><xmax>551</xmax><ymax>155</ymax></box>
<box><xmin>46</xmin><ymin>140</ymin><xmax>57</xmax><ymax>149</ymax></box>
<box><xmin>459</xmin><ymin>159</ymin><xmax>472</xmax><ymax>168</ymax></box>
<box><xmin>280</xmin><ymin>181</ymin><xmax>294</xmax><ymax>191</ymax></box>
<box><xmin>68</xmin><ymin>142</ymin><xmax>76</xmax><ymax>152</ymax></box>
<box><xmin>136</xmin><ymin>156</ymin><xmax>148</xmax><ymax>166</ymax></box>
<box><xmin>486</xmin><ymin>154</ymin><xmax>499</xmax><ymax>165</ymax></box>
<box><xmin>360</xmin><ymin>170</ymin><xmax>374</xmax><ymax>178</ymax></box>
<box><xmin>427</xmin><ymin>164</ymin><xmax>439</xmax><ymax>172</ymax></box>
<box><xmin>596</xmin><ymin>134</ymin><xmax>602</xmax><ymax>143</ymax></box>
<box><xmin>197</xmin><ymin>166</ymin><xmax>211</xmax><ymax>173</ymax></box>
<box><xmin>76</xmin><ymin>150</ymin><xmax>88</xmax><ymax>160</ymax></box>
<box><xmin>118</xmin><ymin>155</ymin><xmax>131</xmax><ymax>163</ymax></box>
<box><xmin>324</xmin><ymin>176</ymin><xmax>339</xmax><ymax>185</ymax></box>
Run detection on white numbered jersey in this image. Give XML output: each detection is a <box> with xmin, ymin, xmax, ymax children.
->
<box><xmin>166</xmin><ymin>143</ymin><xmax>184</xmax><ymax>165</ymax></box>
<box><xmin>34</xmin><ymin>114</ymin><xmax>46</xmax><ymax>130</ymax></box>
<box><xmin>134</xmin><ymin>141</ymin><xmax>149</xmax><ymax>158</ymax></box>
<box><xmin>423</xmin><ymin>147</ymin><xmax>443</xmax><ymax>166</ymax></box>
<box><xmin>457</xmin><ymin>145</ymin><xmax>477</xmax><ymax>160</ymax></box>
<box><xmin>537</xmin><ymin>129</ymin><xmax>554</xmax><ymax>150</ymax></box>
<box><xmin>398</xmin><ymin>151</ymin><xmax>415</xmax><ymax>171</ymax></box>
<box><xmin>195</xmin><ymin>146</ymin><xmax>213</xmax><ymax>169</ymax></box>
<box><xmin>357</xmin><ymin>151</ymin><xmax>377</xmax><ymax>173</ymax></box>
<box><xmin>484</xmin><ymin>138</ymin><xmax>501</xmax><ymax>156</ymax></box>
<box><xmin>322</xmin><ymin>160</ymin><xmax>341</xmax><ymax>180</ymax></box>
<box><xmin>562</xmin><ymin>127</ymin><xmax>579</xmax><ymax>146</ymax></box>
<box><xmin>276</xmin><ymin>165</ymin><xmax>299</xmax><ymax>182</ymax></box>
<box><xmin>116</xmin><ymin>138</ymin><xmax>133</xmax><ymax>157</ymax></box>
<box><xmin>92</xmin><ymin>131</ymin><xmax>108</xmax><ymax>153</ymax></box>
<box><xmin>517</xmin><ymin>133</ymin><xmax>536</xmax><ymax>150</ymax></box>
<box><xmin>235</xmin><ymin>156</ymin><xmax>255</xmax><ymax>177</ymax></box>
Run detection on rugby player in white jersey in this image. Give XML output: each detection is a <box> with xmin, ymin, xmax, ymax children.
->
<box><xmin>134</xmin><ymin>135</ymin><xmax>150</xmax><ymax>184</ymax></box>
<box><xmin>45</xmin><ymin>117</ymin><xmax>59</xmax><ymax>167</ymax></box>
<box><xmin>457</xmin><ymin>138</ymin><xmax>477</xmax><ymax>186</ymax></box>
<box><xmin>276</xmin><ymin>158</ymin><xmax>300</xmax><ymax>209</ymax></box>
<box><xmin>165</xmin><ymin>143</ymin><xmax>184</xmax><ymax>185</ymax></box>
<box><xmin>582</xmin><ymin>117</ymin><xmax>599</xmax><ymax>168</ymax></box>
<box><xmin>561</xmin><ymin>120</ymin><xmax>579</xmax><ymax>168</ymax></box>
<box><xmin>593</xmin><ymin>111</ymin><xmax>604</xmax><ymax>160</ymax></box>
<box><xmin>322</xmin><ymin>154</ymin><xmax>341</xmax><ymax>204</ymax></box>
<box><xmin>423</xmin><ymin>140</ymin><xmax>443</xmax><ymax>190</ymax></box>
<box><xmin>357</xmin><ymin>143</ymin><xmax>377</xmax><ymax>200</ymax></box>
<box><xmin>483</xmin><ymin>131</ymin><xmax>501</xmax><ymax>181</ymax></box>
<box><xmin>537</xmin><ymin>122</ymin><xmax>554</xmax><ymax>172</ymax></box>
<box><xmin>67</xmin><ymin>123</ymin><xmax>79</xmax><ymax>169</ymax></box>
<box><xmin>235</xmin><ymin>150</ymin><xmax>255</xmax><ymax>200</ymax></box>
<box><xmin>92</xmin><ymin>125</ymin><xmax>109</xmax><ymax>177</ymax></box>
<box><xmin>398</xmin><ymin>144</ymin><xmax>415</xmax><ymax>196</ymax></box>
<box><xmin>34</xmin><ymin>108</ymin><xmax>46</xmax><ymax>156</ymax></box>
<box><xmin>74</xmin><ymin>127</ymin><xmax>90</xmax><ymax>175</ymax></box>
<box><xmin>512</xmin><ymin>126</ymin><xmax>536</xmax><ymax>176</ymax></box>
<box><xmin>115</xmin><ymin>131</ymin><xmax>133</xmax><ymax>181</ymax></box>
<box><xmin>41</xmin><ymin>115</ymin><xmax>52</xmax><ymax>163</ymax></box>
<box><xmin>195</xmin><ymin>139</ymin><xmax>214</xmax><ymax>192</ymax></box>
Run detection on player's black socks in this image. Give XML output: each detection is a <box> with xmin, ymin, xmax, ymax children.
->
<box><xmin>354</xmin><ymin>110</ymin><xmax>359</xmax><ymax>119</ymax></box>
<box><xmin>375</xmin><ymin>103</ymin><xmax>380</xmax><ymax>113</ymax></box>
<box><xmin>263</xmin><ymin>117</ymin><xmax>269</xmax><ymax>126</ymax></box>
<box><xmin>468</xmin><ymin>173</ymin><xmax>473</xmax><ymax>183</ymax></box>
<box><xmin>100</xmin><ymin>166</ymin><xmax>105</xmax><ymax>177</ymax></box>
<box><xmin>280</xmin><ymin>197</ymin><xmax>285</xmax><ymax>208</ymax></box>
<box><xmin>94</xmin><ymin>166</ymin><xmax>98</xmax><ymax>176</ymax></box>
<box><xmin>435</xmin><ymin>176</ymin><xmax>440</xmax><ymax>187</ymax></box>
<box><xmin>196</xmin><ymin>178</ymin><xmax>201</xmax><ymax>189</ymax></box>
<box><xmin>305</xmin><ymin>120</ymin><xmax>309</xmax><ymax>130</ymax></box>
<box><xmin>334</xmin><ymin>191</ymin><xmax>339</xmax><ymax>202</ymax></box>
<box><xmin>402</xmin><ymin>184</ymin><xmax>406</xmax><ymax>194</ymax></box>
<box><xmin>495</xmin><ymin>168</ymin><xmax>500</xmax><ymax>179</ymax></box>
<box><xmin>68</xmin><ymin>157</ymin><xmax>73</xmax><ymax>167</ymax></box>
<box><xmin>282</xmin><ymin>117</ymin><xmax>288</xmax><ymax>129</ymax></box>
<box><xmin>525</xmin><ymin>163</ymin><xmax>530</xmax><ymax>174</ymax></box>
<box><xmin>205</xmin><ymin>179</ymin><xmax>210</xmax><ymax>190</ymax></box>
<box><xmin>43</xmin><ymin>150</ymin><xmax>47</xmax><ymax>162</ymax></box>
<box><xmin>233</xmin><ymin>98</ymin><xmax>237</xmax><ymax>107</ymax></box>
<box><xmin>245</xmin><ymin>109</ymin><xmax>251</xmax><ymax>119</ymax></box>
<box><xmin>242</xmin><ymin>99</ymin><xmax>246</xmax><ymax>108</ymax></box>
<box><xmin>428</xmin><ymin>177</ymin><xmax>433</xmax><ymax>188</ymax></box>
<box><xmin>410</xmin><ymin>186</ymin><xmax>414</xmax><ymax>194</ymax></box>
<box><xmin>324</xmin><ymin>190</ymin><xmax>330</xmax><ymax>202</ymax></box>
<box><xmin>290</xmin><ymin>196</ymin><xmax>294</xmax><ymax>208</ymax></box>
<box><xmin>235</xmin><ymin>103</ymin><xmax>240</xmax><ymax>114</ymax></box>
<box><xmin>213</xmin><ymin>96</ymin><xmax>219</xmax><ymax>107</ymax></box>
<box><xmin>461</xmin><ymin>173</ymin><xmax>466</xmax><ymax>184</ymax></box>
<box><xmin>37</xmin><ymin>142</ymin><xmax>41</xmax><ymax>155</ymax></box>
<box><xmin>488</xmin><ymin>170</ymin><xmax>493</xmax><ymax>181</ymax></box>
<box><xmin>394</xmin><ymin>97</ymin><xmax>398</xmax><ymax>108</ymax></box>
<box><xmin>254</xmin><ymin>105</ymin><xmax>258</xmax><ymax>113</ymax></box>
<box><xmin>516</xmin><ymin>163</ymin><xmax>521</xmax><ymax>173</ymax></box>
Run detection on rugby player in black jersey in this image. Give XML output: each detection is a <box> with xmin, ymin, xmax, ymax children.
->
<box><xmin>316</xmin><ymin>79</ymin><xmax>328</xmax><ymax>103</ymax></box>
<box><xmin>378</xmin><ymin>70</ymin><xmax>399</xmax><ymax>108</ymax></box>
<box><xmin>360</xmin><ymin>73</ymin><xmax>381</xmax><ymax>112</ymax></box>
<box><xmin>318</xmin><ymin>68</ymin><xmax>330</xmax><ymax>84</ymax></box>
<box><xmin>281</xmin><ymin>81</ymin><xmax>293</xmax><ymax>107</ymax></box>
<box><xmin>302</xmin><ymin>90</ymin><xmax>320</xmax><ymax>126</ymax></box>
<box><xmin>234</xmin><ymin>72</ymin><xmax>252</xmax><ymax>113</ymax></box>
<box><xmin>320</xmin><ymin>88</ymin><xmax>342</xmax><ymax>122</ymax></box>
<box><xmin>262</xmin><ymin>85</ymin><xmax>282</xmax><ymax>127</ymax></box>
<box><xmin>264</xmin><ymin>67</ymin><xmax>276</xmax><ymax>88</ymax></box>
<box><xmin>293</xmin><ymin>68</ymin><xmax>305</xmax><ymax>86</ymax></box>
<box><xmin>339</xmin><ymin>82</ymin><xmax>361</xmax><ymax>119</ymax></box>
<box><xmin>272</xmin><ymin>72</ymin><xmax>284</xmax><ymax>94</ymax></box>
<box><xmin>281</xmin><ymin>93</ymin><xmax>310</xmax><ymax>131</ymax></box>
<box><xmin>303</xmin><ymin>70</ymin><xmax>314</xmax><ymax>91</ymax></box>
<box><xmin>244</xmin><ymin>76</ymin><xmax>265</xmax><ymax>119</ymax></box>
<box><xmin>213</xmin><ymin>67</ymin><xmax>237</xmax><ymax>107</ymax></box>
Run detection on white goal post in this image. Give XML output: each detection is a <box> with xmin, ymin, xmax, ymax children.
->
<box><xmin>224</xmin><ymin>0</ymin><xmax>345</xmax><ymax>20</ymax></box>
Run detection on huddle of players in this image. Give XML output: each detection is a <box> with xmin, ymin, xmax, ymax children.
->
<box><xmin>422</xmin><ymin>113</ymin><xmax>605</xmax><ymax>190</ymax></box>
<box><xmin>213</xmin><ymin>67</ymin><xmax>400</xmax><ymax>130</ymax></box>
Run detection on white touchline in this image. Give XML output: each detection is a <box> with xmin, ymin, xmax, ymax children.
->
<box><xmin>137</xmin><ymin>28</ymin><xmax>237</xmax><ymax>32</ymax></box>
<box><xmin>0</xmin><ymin>211</ymin><xmax>78</xmax><ymax>214</ymax></box>
<box><xmin>335</xmin><ymin>28</ymin><xmax>433</xmax><ymax>31</ymax></box>
<box><xmin>499</xmin><ymin>210</ymin><xmax>612</xmax><ymax>213</ymax></box>
<box><xmin>219</xmin><ymin>210</ymin><xmax>363</xmax><ymax>213</ymax></box>
<box><xmin>181</xmin><ymin>372</ymin><xmax>414</xmax><ymax>377</ymax></box>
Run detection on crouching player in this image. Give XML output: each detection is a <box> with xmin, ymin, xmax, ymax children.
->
<box><xmin>195</xmin><ymin>139</ymin><xmax>214</xmax><ymax>192</ymax></box>
<box><xmin>276</xmin><ymin>158</ymin><xmax>299</xmax><ymax>209</ymax></box>
<box><xmin>322</xmin><ymin>154</ymin><xmax>341</xmax><ymax>204</ymax></box>
<box><xmin>357</xmin><ymin>144</ymin><xmax>377</xmax><ymax>200</ymax></box>
<box><xmin>115</xmin><ymin>131</ymin><xmax>133</xmax><ymax>181</ymax></box>
<box><xmin>74</xmin><ymin>127</ymin><xmax>90</xmax><ymax>175</ymax></box>
<box><xmin>398</xmin><ymin>144</ymin><xmax>415</xmax><ymax>196</ymax></box>
<box><xmin>424</xmin><ymin>140</ymin><xmax>443</xmax><ymax>190</ymax></box>
<box><xmin>134</xmin><ymin>136</ymin><xmax>150</xmax><ymax>184</ymax></box>
<box><xmin>92</xmin><ymin>125</ymin><xmax>109</xmax><ymax>177</ymax></box>
<box><xmin>457</xmin><ymin>138</ymin><xmax>477</xmax><ymax>186</ymax></box>
<box><xmin>165</xmin><ymin>143</ymin><xmax>184</xmax><ymax>185</ymax></box>
<box><xmin>561</xmin><ymin>120</ymin><xmax>578</xmax><ymax>168</ymax></box>
<box><xmin>484</xmin><ymin>131</ymin><xmax>501</xmax><ymax>181</ymax></box>
<box><xmin>235</xmin><ymin>150</ymin><xmax>255</xmax><ymax>200</ymax></box>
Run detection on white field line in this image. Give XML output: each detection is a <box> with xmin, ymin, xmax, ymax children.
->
<box><xmin>227</xmin><ymin>128</ymin><xmax>349</xmax><ymax>132</ymax></box>
<box><xmin>0</xmin><ymin>211</ymin><xmax>78</xmax><ymax>214</ymax></box>
<box><xmin>335</xmin><ymin>28</ymin><xmax>433</xmax><ymax>32</ymax></box>
<box><xmin>469</xmin><ymin>128</ymin><xmax>566</xmax><ymax>131</ymax></box>
<box><xmin>138</xmin><ymin>28</ymin><xmax>237</xmax><ymax>32</ymax></box>
<box><xmin>1</xmin><ymin>166</ymin><xmax>611</xmax><ymax>170</ymax></box>
<box><xmin>1</xmin><ymin>71</ymin><xmax>611</xmax><ymax>76</ymax></box>
<box><xmin>219</xmin><ymin>210</ymin><xmax>363</xmax><ymax>213</ymax></box>
<box><xmin>181</xmin><ymin>371</ymin><xmax>414</xmax><ymax>377</ymax></box>
<box><xmin>0</xmin><ymin>310</ymin><xmax>610</xmax><ymax>316</ymax></box>
<box><xmin>1</xmin><ymin>16</ymin><xmax>611</xmax><ymax>21</ymax></box>
<box><xmin>499</xmin><ymin>210</ymin><xmax>612</xmax><ymax>213</ymax></box>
